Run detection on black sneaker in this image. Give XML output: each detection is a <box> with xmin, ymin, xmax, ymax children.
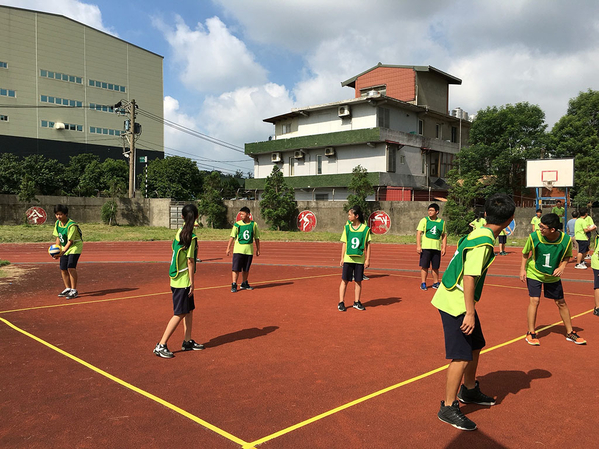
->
<box><xmin>594</xmin><ymin>308</ymin><xmax>599</xmax><ymax>317</ymax></box>
<box><xmin>66</xmin><ymin>289</ymin><xmax>78</xmax><ymax>299</ymax></box>
<box><xmin>182</xmin><ymin>339</ymin><xmax>205</xmax><ymax>351</ymax></box>
<box><xmin>239</xmin><ymin>281</ymin><xmax>253</xmax><ymax>291</ymax></box>
<box><xmin>353</xmin><ymin>300</ymin><xmax>366</xmax><ymax>311</ymax></box>
<box><xmin>362</xmin><ymin>275</ymin><xmax>370</xmax><ymax>281</ymax></box>
<box><xmin>338</xmin><ymin>302</ymin><xmax>346</xmax><ymax>312</ymax></box>
<box><xmin>457</xmin><ymin>381</ymin><xmax>496</xmax><ymax>406</ymax></box>
<box><xmin>153</xmin><ymin>343</ymin><xmax>174</xmax><ymax>358</ymax></box>
<box><xmin>438</xmin><ymin>400</ymin><xmax>477</xmax><ymax>430</ymax></box>
<box><xmin>231</xmin><ymin>283</ymin><xmax>237</xmax><ymax>293</ymax></box>
<box><xmin>58</xmin><ymin>288</ymin><xmax>71</xmax><ymax>297</ymax></box>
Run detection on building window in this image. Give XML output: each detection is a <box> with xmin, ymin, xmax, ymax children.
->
<box><xmin>90</xmin><ymin>126</ymin><xmax>121</xmax><ymax>136</ymax></box>
<box><xmin>41</xmin><ymin>120</ymin><xmax>83</xmax><ymax>131</ymax></box>
<box><xmin>440</xmin><ymin>153</ymin><xmax>454</xmax><ymax>178</ymax></box>
<box><xmin>89</xmin><ymin>103</ymin><xmax>115</xmax><ymax>113</ymax></box>
<box><xmin>88</xmin><ymin>79</ymin><xmax>126</xmax><ymax>93</ymax></box>
<box><xmin>451</xmin><ymin>126</ymin><xmax>458</xmax><ymax>143</ymax></box>
<box><xmin>0</xmin><ymin>62</ymin><xmax>7</xmax><ymax>69</ymax></box>
<box><xmin>360</xmin><ymin>85</ymin><xmax>386</xmax><ymax>97</ymax></box>
<box><xmin>378</xmin><ymin>107</ymin><xmax>390</xmax><ymax>128</ymax></box>
<box><xmin>315</xmin><ymin>193</ymin><xmax>328</xmax><ymax>201</ymax></box>
<box><xmin>436</xmin><ymin>124</ymin><xmax>442</xmax><ymax>139</ymax></box>
<box><xmin>386</xmin><ymin>145</ymin><xmax>396</xmax><ymax>173</ymax></box>
<box><xmin>282</xmin><ymin>123</ymin><xmax>291</xmax><ymax>134</ymax></box>
<box><xmin>0</xmin><ymin>88</ymin><xmax>16</xmax><ymax>98</ymax></box>
<box><xmin>317</xmin><ymin>155</ymin><xmax>323</xmax><ymax>175</ymax></box>
<box><xmin>399</xmin><ymin>154</ymin><xmax>406</xmax><ymax>165</ymax></box>
<box><xmin>430</xmin><ymin>152</ymin><xmax>439</xmax><ymax>177</ymax></box>
<box><xmin>0</xmin><ymin>115</ymin><xmax>8</xmax><ymax>122</ymax></box>
<box><xmin>422</xmin><ymin>153</ymin><xmax>426</xmax><ymax>174</ymax></box>
<box><xmin>418</xmin><ymin>119</ymin><xmax>424</xmax><ymax>135</ymax></box>
<box><xmin>288</xmin><ymin>157</ymin><xmax>295</xmax><ymax>176</ymax></box>
<box><xmin>41</xmin><ymin>95</ymin><xmax>82</xmax><ymax>108</ymax></box>
<box><xmin>40</xmin><ymin>69</ymin><xmax>83</xmax><ymax>84</ymax></box>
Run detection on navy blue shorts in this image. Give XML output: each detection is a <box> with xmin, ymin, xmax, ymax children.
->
<box><xmin>171</xmin><ymin>287</ymin><xmax>195</xmax><ymax>315</ymax></box>
<box><xmin>420</xmin><ymin>249</ymin><xmax>441</xmax><ymax>270</ymax></box>
<box><xmin>526</xmin><ymin>278</ymin><xmax>564</xmax><ymax>300</ymax></box>
<box><xmin>439</xmin><ymin>309</ymin><xmax>486</xmax><ymax>361</ymax></box>
<box><xmin>593</xmin><ymin>269</ymin><xmax>599</xmax><ymax>290</ymax></box>
<box><xmin>232</xmin><ymin>253</ymin><xmax>253</xmax><ymax>272</ymax></box>
<box><xmin>60</xmin><ymin>253</ymin><xmax>81</xmax><ymax>270</ymax></box>
<box><xmin>342</xmin><ymin>262</ymin><xmax>364</xmax><ymax>282</ymax></box>
<box><xmin>498</xmin><ymin>235</ymin><xmax>507</xmax><ymax>244</ymax></box>
<box><xmin>577</xmin><ymin>240</ymin><xmax>590</xmax><ymax>254</ymax></box>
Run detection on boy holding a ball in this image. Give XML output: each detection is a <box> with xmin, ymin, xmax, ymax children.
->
<box><xmin>52</xmin><ymin>204</ymin><xmax>83</xmax><ymax>299</ymax></box>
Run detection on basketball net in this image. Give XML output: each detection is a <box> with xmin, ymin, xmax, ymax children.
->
<box><xmin>543</xmin><ymin>180</ymin><xmax>554</xmax><ymax>192</ymax></box>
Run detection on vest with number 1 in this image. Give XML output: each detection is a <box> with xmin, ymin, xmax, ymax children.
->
<box><xmin>235</xmin><ymin>221</ymin><xmax>255</xmax><ymax>244</ymax></box>
<box><xmin>425</xmin><ymin>217</ymin><xmax>444</xmax><ymax>240</ymax></box>
<box><xmin>441</xmin><ymin>229</ymin><xmax>495</xmax><ymax>302</ymax></box>
<box><xmin>345</xmin><ymin>223</ymin><xmax>370</xmax><ymax>256</ymax></box>
<box><xmin>529</xmin><ymin>231</ymin><xmax>570</xmax><ymax>276</ymax></box>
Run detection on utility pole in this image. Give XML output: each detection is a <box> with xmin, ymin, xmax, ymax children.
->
<box><xmin>114</xmin><ymin>99</ymin><xmax>141</xmax><ymax>198</ymax></box>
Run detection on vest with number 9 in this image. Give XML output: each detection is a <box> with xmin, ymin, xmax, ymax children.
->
<box><xmin>345</xmin><ymin>223</ymin><xmax>369</xmax><ymax>256</ymax></box>
<box><xmin>235</xmin><ymin>221</ymin><xmax>254</xmax><ymax>244</ymax></box>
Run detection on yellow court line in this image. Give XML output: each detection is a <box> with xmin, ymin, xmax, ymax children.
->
<box><xmin>0</xmin><ymin>273</ymin><xmax>340</xmax><ymax>315</ymax></box>
<box><xmin>246</xmin><ymin>307</ymin><xmax>595</xmax><ymax>447</ymax></box>
<box><xmin>0</xmin><ymin>316</ymin><xmax>250</xmax><ymax>448</ymax></box>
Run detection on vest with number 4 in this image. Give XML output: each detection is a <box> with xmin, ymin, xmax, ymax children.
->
<box><xmin>426</xmin><ymin>217</ymin><xmax>444</xmax><ymax>240</ymax></box>
<box><xmin>235</xmin><ymin>221</ymin><xmax>254</xmax><ymax>244</ymax></box>
<box><xmin>441</xmin><ymin>230</ymin><xmax>495</xmax><ymax>301</ymax></box>
<box><xmin>345</xmin><ymin>223</ymin><xmax>370</xmax><ymax>256</ymax></box>
<box><xmin>55</xmin><ymin>219</ymin><xmax>83</xmax><ymax>246</ymax></box>
<box><xmin>169</xmin><ymin>232</ymin><xmax>198</xmax><ymax>279</ymax></box>
<box><xmin>529</xmin><ymin>231</ymin><xmax>570</xmax><ymax>276</ymax></box>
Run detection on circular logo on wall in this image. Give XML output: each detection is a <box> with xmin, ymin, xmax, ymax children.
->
<box><xmin>236</xmin><ymin>211</ymin><xmax>253</xmax><ymax>222</ymax></box>
<box><xmin>504</xmin><ymin>219</ymin><xmax>516</xmax><ymax>236</ymax></box>
<box><xmin>26</xmin><ymin>206</ymin><xmax>47</xmax><ymax>225</ymax></box>
<box><xmin>368</xmin><ymin>210</ymin><xmax>391</xmax><ymax>235</ymax></box>
<box><xmin>297</xmin><ymin>210</ymin><xmax>317</xmax><ymax>232</ymax></box>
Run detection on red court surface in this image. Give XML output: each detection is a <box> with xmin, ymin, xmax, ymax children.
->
<box><xmin>1</xmin><ymin>241</ymin><xmax>597</xmax><ymax>448</ymax></box>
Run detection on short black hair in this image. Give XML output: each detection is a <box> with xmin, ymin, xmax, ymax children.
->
<box><xmin>239</xmin><ymin>206</ymin><xmax>251</xmax><ymax>214</ymax></box>
<box><xmin>572</xmin><ymin>211</ymin><xmax>579</xmax><ymax>218</ymax></box>
<box><xmin>484</xmin><ymin>193</ymin><xmax>515</xmax><ymax>225</ymax></box>
<box><xmin>541</xmin><ymin>213</ymin><xmax>561</xmax><ymax>231</ymax></box>
<box><xmin>428</xmin><ymin>203</ymin><xmax>440</xmax><ymax>212</ymax></box>
<box><xmin>54</xmin><ymin>204</ymin><xmax>68</xmax><ymax>215</ymax></box>
<box><xmin>536</xmin><ymin>209</ymin><xmax>542</xmax><ymax>213</ymax></box>
<box><xmin>579</xmin><ymin>207</ymin><xmax>588</xmax><ymax>216</ymax></box>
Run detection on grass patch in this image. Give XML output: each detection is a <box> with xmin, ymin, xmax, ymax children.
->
<box><xmin>0</xmin><ymin>224</ymin><xmax>529</xmax><ymax>246</ymax></box>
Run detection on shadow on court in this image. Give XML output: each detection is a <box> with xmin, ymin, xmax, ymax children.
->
<box><xmin>363</xmin><ymin>297</ymin><xmax>401</xmax><ymax>308</ymax></box>
<box><xmin>537</xmin><ymin>324</ymin><xmax>584</xmax><ymax>339</ymax></box>
<box><xmin>445</xmin><ymin>429</ymin><xmax>510</xmax><ymax>448</ymax></box>
<box><xmin>81</xmin><ymin>287</ymin><xmax>139</xmax><ymax>297</ymax></box>
<box><xmin>197</xmin><ymin>257</ymin><xmax>223</xmax><ymax>262</ymax></box>
<box><xmin>466</xmin><ymin>369</ymin><xmax>552</xmax><ymax>407</ymax></box>
<box><xmin>363</xmin><ymin>274</ymin><xmax>388</xmax><ymax>279</ymax></box>
<box><xmin>253</xmin><ymin>282</ymin><xmax>294</xmax><ymax>289</ymax></box>
<box><xmin>204</xmin><ymin>326</ymin><xmax>279</xmax><ymax>348</ymax></box>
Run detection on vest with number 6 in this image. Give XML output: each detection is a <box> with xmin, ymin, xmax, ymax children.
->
<box><xmin>345</xmin><ymin>223</ymin><xmax>370</xmax><ymax>256</ymax></box>
<box><xmin>426</xmin><ymin>217</ymin><xmax>444</xmax><ymax>240</ymax></box>
<box><xmin>235</xmin><ymin>221</ymin><xmax>254</xmax><ymax>244</ymax></box>
<box><xmin>529</xmin><ymin>231</ymin><xmax>570</xmax><ymax>275</ymax></box>
<box><xmin>441</xmin><ymin>231</ymin><xmax>495</xmax><ymax>301</ymax></box>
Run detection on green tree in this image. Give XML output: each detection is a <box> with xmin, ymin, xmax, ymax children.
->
<box><xmin>344</xmin><ymin>165</ymin><xmax>374</xmax><ymax>216</ymax></box>
<box><xmin>65</xmin><ymin>153</ymin><xmax>101</xmax><ymax>195</ymax></box>
<box><xmin>101</xmin><ymin>199</ymin><xmax>118</xmax><ymax>226</ymax></box>
<box><xmin>198</xmin><ymin>171</ymin><xmax>227</xmax><ymax>228</ymax></box>
<box><xmin>21</xmin><ymin>154</ymin><xmax>65</xmax><ymax>195</ymax></box>
<box><xmin>0</xmin><ymin>153</ymin><xmax>23</xmax><ymax>194</ymax></box>
<box><xmin>18</xmin><ymin>173</ymin><xmax>38</xmax><ymax>203</ymax></box>
<box><xmin>100</xmin><ymin>158</ymin><xmax>128</xmax><ymax>197</ymax></box>
<box><xmin>549</xmin><ymin>89</ymin><xmax>599</xmax><ymax>206</ymax></box>
<box><xmin>145</xmin><ymin>156</ymin><xmax>203</xmax><ymax>200</ymax></box>
<box><xmin>260</xmin><ymin>165</ymin><xmax>297</xmax><ymax>230</ymax></box>
<box><xmin>78</xmin><ymin>160</ymin><xmax>104</xmax><ymax>197</ymax></box>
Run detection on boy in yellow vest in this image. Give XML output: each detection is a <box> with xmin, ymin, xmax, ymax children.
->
<box><xmin>432</xmin><ymin>193</ymin><xmax>515</xmax><ymax>431</ymax></box>
<box><xmin>520</xmin><ymin>213</ymin><xmax>586</xmax><ymax>346</ymax></box>
<box><xmin>416</xmin><ymin>203</ymin><xmax>447</xmax><ymax>290</ymax></box>
<box><xmin>52</xmin><ymin>204</ymin><xmax>83</xmax><ymax>300</ymax></box>
<box><xmin>226</xmin><ymin>207</ymin><xmax>260</xmax><ymax>293</ymax></box>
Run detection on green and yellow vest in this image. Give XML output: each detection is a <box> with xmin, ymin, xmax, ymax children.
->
<box><xmin>169</xmin><ymin>231</ymin><xmax>198</xmax><ymax>279</ymax></box>
<box><xmin>235</xmin><ymin>221</ymin><xmax>255</xmax><ymax>244</ymax></box>
<box><xmin>345</xmin><ymin>223</ymin><xmax>370</xmax><ymax>256</ymax></box>
<box><xmin>528</xmin><ymin>231</ymin><xmax>571</xmax><ymax>276</ymax></box>
<box><xmin>54</xmin><ymin>219</ymin><xmax>83</xmax><ymax>247</ymax></box>
<box><xmin>425</xmin><ymin>216</ymin><xmax>444</xmax><ymax>240</ymax></box>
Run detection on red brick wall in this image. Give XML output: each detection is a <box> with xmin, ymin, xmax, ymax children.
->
<box><xmin>354</xmin><ymin>67</ymin><xmax>416</xmax><ymax>102</ymax></box>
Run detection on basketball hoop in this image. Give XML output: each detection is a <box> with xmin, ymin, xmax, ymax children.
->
<box><xmin>543</xmin><ymin>180</ymin><xmax>554</xmax><ymax>191</ymax></box>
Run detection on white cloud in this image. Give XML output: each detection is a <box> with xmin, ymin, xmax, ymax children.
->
<box><xmin>153</xmin><ymin>15</ymin><xmax>267</xmax><ymax>94</ymax></box>
<box><xmin>2</xmin><ymin>0</ymin><xmax>116</xmax><ymax>35</ymax></box>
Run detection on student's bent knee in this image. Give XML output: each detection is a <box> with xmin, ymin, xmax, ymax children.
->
<box><xmin>554</xmin><ymin>299</ymin><xmax>567</xmax><ymax>307</ymax></box>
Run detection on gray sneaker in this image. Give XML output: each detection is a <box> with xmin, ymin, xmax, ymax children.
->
<box><xmin>58</xmin><ymin>288</ymin><xmax>71</xmax><ymax>297</ymax></box>
<box><xmin>182</xmin><ymin>339</ymin><xmax>205</xmax><ymax>351</ymax></box>
<box><xmin>66</xmin><ymin>289</ymin><xmax>78</xmax><ymax>299</ymax></box>
<box><xmin>153</xmin><ymin>343</ymin><xmax>174</xmax><ymax>358</ymax></box>
<box><xmin>438</xmin><ymin>400</ymin><xmax>477</xmax><ymax>430</ymax></box>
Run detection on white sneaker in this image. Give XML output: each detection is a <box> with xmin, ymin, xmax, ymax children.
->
<box><xmin>58</xmin><ymin>288</ymin><xmax>72</xmax><ymax>297</ymax></box>
<box><xmin>66</xmin><ymin>289</ymin><xmax>79</xmax><ymax>299</ymax></box>
<box><xmin>575</xmin><ymin>263</ymin><xmax>588</xmax><ymax>270</ymax></box>
<box><xmin>585</xmin><ymin>255</ymin><xmax>592</xmax><ymax>260</ymax></box>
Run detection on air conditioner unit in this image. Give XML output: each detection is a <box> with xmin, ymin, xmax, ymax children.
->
<box><xmin>338</xmin><ymin>105</ymin><xmax>351</xmax><ymax>117</ymax></box>
<box><xmin>293</xmin><ymin>150</ymin><xmax>305</xmax><ymax>159</ymax></box>
<box><xmin>54</xmin><ymin>122</ymin><xmax>65</xmax><ymax>130</ymax></box>
<box><xmin>271</xmin><ymin>152</ymin><xmax>281</xmax><ymax>163</ymax></box>
<box><xmin>324</xmin><ymin>147</ymin><xmax>336</xmax><ymax>157</ymax></box>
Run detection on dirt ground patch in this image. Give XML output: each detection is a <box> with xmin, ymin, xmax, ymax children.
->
<box><xmin>0</xmin><ymin>265</ymin><xmax>34</xmax><ymax>285</ymax></box>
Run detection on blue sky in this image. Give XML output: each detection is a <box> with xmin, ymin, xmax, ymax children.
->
<box><xmin>4</xmin><ymin>0</ymin><xmax>599</xmax><ymax>176</ymax></box>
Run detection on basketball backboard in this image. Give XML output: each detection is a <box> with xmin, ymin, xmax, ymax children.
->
<box><xmin>526</xmin><ymin>158</ymin><xmax>574</xmax><ymax>188</ymax></box>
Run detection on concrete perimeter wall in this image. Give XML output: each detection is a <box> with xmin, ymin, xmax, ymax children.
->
<box><xmin>0</xmin><ymin>195</ymin><xmax>171</xmax><ymax>228</ymax></box>
<box><xmin>1</xmin><ymin>195</ymin><xmax>576</xmax><ymax>239</ymax></box>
